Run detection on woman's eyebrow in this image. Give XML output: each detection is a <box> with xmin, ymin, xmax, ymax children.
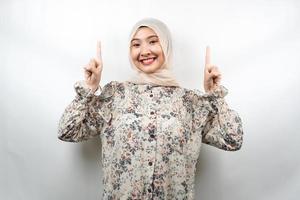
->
<box><xmin>131</xmin><ymin>35</ymin><xmax>158</xmax><ymax>42</ymax></box>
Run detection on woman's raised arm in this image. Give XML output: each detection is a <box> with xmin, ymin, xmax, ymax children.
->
<box><xmin>193</xmin><ymin>46</ymin><xmax>243</xmax><ymax>151</ymax></box>
<box><xmin>58</xmin><ymin>41</ymin><xmax>114</xmax><ymax>142</ymax></box>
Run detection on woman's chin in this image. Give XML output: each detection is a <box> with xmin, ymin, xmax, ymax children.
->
<box><xmin>138</xmin><ymin>65</ymin><xmax>160</xmax><ymax>73</ymax></box>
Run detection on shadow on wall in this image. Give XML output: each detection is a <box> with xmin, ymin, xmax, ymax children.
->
<box><xmin>195</xmin><ymin>146</ymin><xmax>223</xmax><ymax>199</ymax></box>
<box><xmin>78</xmin><ymin>138</ymin><xmax>102</xmax><ymax>163</ymax></box>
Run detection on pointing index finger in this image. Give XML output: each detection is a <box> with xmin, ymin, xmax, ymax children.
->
<box><xmin>205</xmin><ymin>46</ymin><xmax>211</xmax><ymax>67</ymax></box>
<box><xmin>96</xmin><ymin>41</ymin><xmax>102</xmax><ymax>62</ymax></box>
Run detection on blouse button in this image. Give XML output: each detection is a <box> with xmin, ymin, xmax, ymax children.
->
<box><xmin>148</xmin><ymin>161</ymin><xmax>153</xmax><ymax>166</ymax></box>
<box><xmin>149</xmin><ymin>94</ymin><xmax>153</xmax><ymax>97</ymax></box>
<box><xmin>150</xmin><ymin>111</ymin><xmax>154</xmax><ymax>115</ymax></box>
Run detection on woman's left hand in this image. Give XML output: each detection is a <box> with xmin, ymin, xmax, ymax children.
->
<box><xmin>203</xmin><ymin>46</ymin><xmax>222</xmax><ymax>93</ymax></box>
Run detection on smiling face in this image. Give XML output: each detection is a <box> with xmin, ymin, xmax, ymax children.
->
<box><xmin>130</xmin><ymin>27</ymin><xmax>165</xmax><ymax>74</ymax></box>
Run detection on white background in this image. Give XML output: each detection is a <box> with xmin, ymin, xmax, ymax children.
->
<box><xmin>1</xmin><ymin>0</ymin><xmax>300</xmax><ymax>199</ymax></box>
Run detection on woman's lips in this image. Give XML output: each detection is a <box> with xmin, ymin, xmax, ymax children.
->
<box><xmin>140</xmin><ymin>57</ymin><xmax>156</xmax><ymax>65</ymax></box>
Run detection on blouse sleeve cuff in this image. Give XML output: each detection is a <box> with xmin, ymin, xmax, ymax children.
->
<box><xmin>203</xmin><ymin>85</ymin><xmax>228</xmax><ymax>98</ymax></box>
<box><xmin>74</xmin><ymin>81</ymin><xmax>99</xmax><ymax>99</ymax></box>
<box><xmin>193</xmin><ymin>85</ymin><xmax>229</xmax><ymax>114</ymax></box>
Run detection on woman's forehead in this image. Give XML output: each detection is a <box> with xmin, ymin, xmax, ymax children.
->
<box><xmin>131</xmin><ymin>27</ymin><xmax>158</xmax><ymax>41</ymax></box>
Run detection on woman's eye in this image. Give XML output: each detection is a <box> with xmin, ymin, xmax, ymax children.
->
<box><xmin>149</xmin><ymin>40</ymin><xmax>157</xmax><ymax>44</ymax></box>
<box><xmin>132</xmin><ymin>43</ymin><xmax>140</xmax><ymax>47</ymax></box>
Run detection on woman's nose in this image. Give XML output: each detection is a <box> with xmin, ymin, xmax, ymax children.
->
<box><xmin>140</xmin><ymin>45</ymin><xmax>151</xmax><ymax>56</ymax></box>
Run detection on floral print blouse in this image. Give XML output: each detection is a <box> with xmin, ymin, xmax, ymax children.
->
<box><xmin>58</xmin><ymin>80</ymin><xmax>243</xmax><ymax>200</ymax></box>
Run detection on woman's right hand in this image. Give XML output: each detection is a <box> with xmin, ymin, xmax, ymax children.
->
<box><xmin>84</xmin><ymin>41</ymin><xmax>103</xmax><ymax>92</ymax></box>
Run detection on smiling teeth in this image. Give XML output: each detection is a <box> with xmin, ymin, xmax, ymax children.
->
<box><xmin>141</xmin><ymin>58</ymin><xmax>155</xmax><ymax>65</ymax></box>
<box><xmin>142</xmin><ymin>58</ymin><xmax>154</xmax><ymax>61</ymax></box>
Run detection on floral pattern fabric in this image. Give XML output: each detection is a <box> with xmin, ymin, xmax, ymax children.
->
<box><xmin>58</xmin><ymin>80</ymin><xmax>243</xmax><ymax>200</ymax></box>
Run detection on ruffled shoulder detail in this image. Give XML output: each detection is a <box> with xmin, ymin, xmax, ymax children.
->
<box><xmin>98</xmin><ymin>81</ymin><xmax>117</xmax><ymax>100</ymax></box>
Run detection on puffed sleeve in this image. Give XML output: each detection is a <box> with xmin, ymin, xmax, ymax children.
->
<box><xmin>57</xmin><ymin>80</ymin><xmax>115</xmax><ymax>142</ymax></box>
<box><xmin>192</xmin><ymin>85</ymin><xmax>243</xmax><ymax>151</ymax></box>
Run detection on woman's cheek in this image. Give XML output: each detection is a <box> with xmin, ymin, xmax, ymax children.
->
<box><xmin>131</xmin><ymin>49</ymin><xmax>139</xmax><ymax>61</ymax></box>
<box><xmin>152</xmin><ymin>45</ymin><xmax>163</xmax><ymax>55</ymax></box>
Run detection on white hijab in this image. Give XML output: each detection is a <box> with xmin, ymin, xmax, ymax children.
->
<box><xmin>128</xmin><ymin>18</ymin><xmax>179</xmax><ymax>87</ymax></box>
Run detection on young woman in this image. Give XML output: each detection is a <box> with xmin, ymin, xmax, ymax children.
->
<box><xmin>58</xmin><ymin>18</ymin><xmax>243</xmax><ymax>200</ymax></box>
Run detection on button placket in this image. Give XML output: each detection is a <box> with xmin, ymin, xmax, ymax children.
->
<box><xmin>144</xmin><ymin>86</ymin><xmax>157</xmax><ymax>188</ymax></box>
<box><xmin>148</xmin><ymin>88</ymin><xmax>157</xmax><ymax>138</ymax></box>
<box><xmin>150</xmin><ymin>134</ymin><xmax>155</xmax><ymax>138</ymax></box>
<box><xmin>149</xmin><ymin>94</ymin><xmax>156</xmax><ymax>118</ymax></box>
<box><xmin>144</xmin><ymin>85</ymin><xmax>157</xmax><ymax>195</ymax></box>
<box><xmin>148</xmin><ymin>128</ymin><xmax>156</xmax><ymax>142</ymax></box>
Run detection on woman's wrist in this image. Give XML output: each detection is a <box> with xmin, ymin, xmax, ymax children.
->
<box><xmin>91</xmin><ymin>86</ymin><xmax>98</xmax><ymax>93</ymax></box>
<box><xmin>85</xmin><ymin>83</ymin><xmax>100</xmax><ymax>93</ymax></box>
